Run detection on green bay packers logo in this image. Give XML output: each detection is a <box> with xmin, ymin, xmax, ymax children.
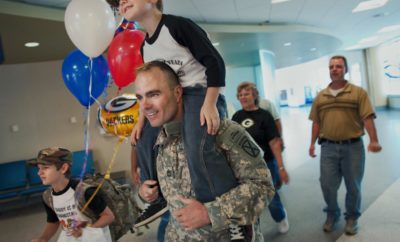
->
<box><xmin>98</xmin><ymin>94</ymin><xmax>140</xmax><ymax>137</ymax></box>
<box><xmin>241</xmin><ymin>118</ymin><xmax>254</xmax><ymax>128</ymax></box>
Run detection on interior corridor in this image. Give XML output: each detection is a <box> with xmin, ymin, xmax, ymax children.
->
<box><xmin>1</xmin><ymin>107</ymin><xmax>399</xmax><ymax>242</ymax></box>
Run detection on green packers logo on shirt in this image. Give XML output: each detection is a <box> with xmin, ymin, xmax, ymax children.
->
<box><xmin>241</xmin><ymin>118</ymin><xmax>254</xmax><ymax>128</ymax></box>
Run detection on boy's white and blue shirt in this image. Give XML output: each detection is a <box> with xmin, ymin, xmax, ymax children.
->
<box><xmin>141</xmin><ymin>14</ymin><xmax>226</xmax><ymax>88</ymax></box>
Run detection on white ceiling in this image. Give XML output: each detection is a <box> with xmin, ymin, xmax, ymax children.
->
<box><xmin>1</xmin><ymin>0</ymin><xmax>400</xmax><ymax>68</ymax></box>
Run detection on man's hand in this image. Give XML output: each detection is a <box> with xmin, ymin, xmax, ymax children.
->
<box><xmin>368</xmin><ymin>141</ymin><xmax>382</xmax><ymax>153</ymax></box>
<box><xmin>279</xmin><ymin>168</ymin><xmax>289</xmax><ymax>184</ymax></box>
<box><xmin>139</xmin><ymin>180</ymin><xmax>159</xmax><ymax>203</ymax></box>
<box><xmin>309</xmin><ymin>144</ymin><xmax>316</xmax><ymax>157</ymax></box>
<box><xmin>173</xmin><ymin>195</ymin><xmax>211</xmax><ymax>231</ymax></box>
<box><xmin>200</xmin><ymin>103</ymin><xmax>220</xmax><ymax>135</ymax></box>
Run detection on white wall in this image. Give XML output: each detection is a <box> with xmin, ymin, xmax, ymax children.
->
<box><xmin>0</xmin><ymin>60</ymin><xmax>133</xmax><ymax>175</ymax></box>
<box><xmin>366</xmin><ymin>38</ymin><xmax>400</xmax><ymax>107</ymax></box>
<box><xmin>276</xmin><ymin>57</ymin><xmax>330</xmax><ymax>107</ymax></box>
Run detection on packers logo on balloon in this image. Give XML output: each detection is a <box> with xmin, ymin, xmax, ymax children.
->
<box><xmin>98</xmin><ymin>94</ymin><xmax>140</xmax><ymax>137</ymax></box>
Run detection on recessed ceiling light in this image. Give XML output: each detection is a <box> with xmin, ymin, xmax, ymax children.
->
<box><xmin>378</xmin><ymin>24</ymin><xmax>400</xmax><ymax>33</ymax></box>
<box><xmin>352</xmin><ymin>0</ymin><xmax>388</xmax><ymax>13</ymax></box>
<box><xmin>284</xmin><ymin>42</ymin><xmax>291</xmax><ymax>47</ymax></box>
<box><xmin>24</xmin><ymin>42</ymin><xmax>40</xmax><ymax>47</ymax></box>
<box><xmin>310</xmin><ymin>48</ymin><xmax>317</xmax><ymax>51</ymax></box>
<box><xmin>272</xmin><ymin>0</ymin><xmax>290</xmax><ymax>4</ymax></box>
<box><xmin>212</xmin><ymin>42</ymin><xmax>220</xmax><ymax>46</ymax></box>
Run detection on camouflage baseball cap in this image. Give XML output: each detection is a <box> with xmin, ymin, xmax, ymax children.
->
<box><xmin>30</xmin><ymin>147</ymin><xmax>72</xmax><ymax>166</ymax></box>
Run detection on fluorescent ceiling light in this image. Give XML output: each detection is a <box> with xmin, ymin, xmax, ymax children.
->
<box><xmin>358</xmin><ymin>36</ymin><xmax>378</xmax><ymax>44</ymax></box>
<box><xmin>352</xmin><ymin>0</ymin><xmax>388</xmax><ymax>13</ymax></box>
<box><xmin>272</xmin><ymin>0</ymin><xmax>290</xmax><ymax>4</ymax></box>
<box><xmin>212</xmin><ymin>42</ymin><xmax>220</xmax><ymax>46</ymax></box>
<box><xmin>24</xmin><ymin>42</ymin><xmax>40</xmax><ymax>47</ymax></box>
<box><xmin>284</xmin><ymin>42</ymin><xmax>291</xmax><ymax>47</ymax></box>
<box><xmin>345</xmin><ymin>45</ymin><xmax>364</xmax><ymax>50</ymax></box>
<box><xmin>378</xmin><ymin>24</ymin><xmax>400</xmax><ymax>33</ymax></box>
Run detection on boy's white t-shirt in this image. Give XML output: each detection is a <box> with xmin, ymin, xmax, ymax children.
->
<box><xmin>48</xmin><ymin>183</ymin><xmax>112</xmax><ymax>242</ymax></box>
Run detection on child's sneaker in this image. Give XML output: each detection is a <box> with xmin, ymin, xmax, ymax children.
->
<box><xmin>229</xmin><ymin>224</ymin><xmax>254</xmax><ymax>242</ymax></box>
<box><xmin>134</xmin><ymin>199</ymin><xmax>168</xmax><ymax>228</ymax></box>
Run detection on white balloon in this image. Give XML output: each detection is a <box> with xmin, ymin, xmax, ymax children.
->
<box><xmin>65</xmin><ymin>0</ymin><xmax>116</xmax><ymax>58</ymax></box>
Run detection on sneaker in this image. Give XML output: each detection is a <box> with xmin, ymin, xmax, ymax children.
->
<box><xmin>229</xmin><ymin>224</ymin><xmax>253</xmax><ymax>242</ymax></box>
<box><xmin>278</xmin><ymin>216</ymin><xmax>289</xmax><ymax>233</ymax></box>
<box><xmin>134</xmin><ymin>199</ymin><xmax>168</xmax><ymax>228</ymax></box>
<box><xmin>323</xmin><ymin>215</ymin><xmax>339</xmax><ymax>232</ymax></box>
<box><xmin>345</xmin><ymin>219</ymin><xmax>358</xmax><ymax>235</ymax></box>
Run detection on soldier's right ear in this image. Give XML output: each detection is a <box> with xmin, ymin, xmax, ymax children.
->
<box><xmin>174</xmin><ymin>85</ymin><xmax>183</xmax><ymax>102</ymax></box>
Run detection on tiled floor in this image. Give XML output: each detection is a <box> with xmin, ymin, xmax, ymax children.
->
<box><xmin>1</xmin><ymin>107</ymin><xmax>399</xmax><ymax>242</ymax></box>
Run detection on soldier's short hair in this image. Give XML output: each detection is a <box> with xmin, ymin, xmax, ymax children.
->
<box><xmin>136</xmin><ymin>60</ymin><xmax>180</xmax><ymax>89</ymax></box>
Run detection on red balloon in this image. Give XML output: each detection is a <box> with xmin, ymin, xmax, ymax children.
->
<box><xmin>107</xmin><ymin>29</ymin><xmax>145</xmax><ymax>88</ymax></box>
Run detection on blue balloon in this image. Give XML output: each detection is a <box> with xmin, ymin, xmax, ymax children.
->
<box><xmin>62</xmin><ymin>49</ymin><xmax>109</xmax><ymax>107</ymax></box>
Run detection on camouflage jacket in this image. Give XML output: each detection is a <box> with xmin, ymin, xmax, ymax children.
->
<box><xmin>155</xmin><ymin>120</ymin><xmax>275</xmax><ymax>241</ymax></box>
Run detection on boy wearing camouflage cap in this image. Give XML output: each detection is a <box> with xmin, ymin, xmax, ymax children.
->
<box><xmin>31</xmin><ymin>147</ymin><xmax>114</xmax><ymax>242</ymax></box>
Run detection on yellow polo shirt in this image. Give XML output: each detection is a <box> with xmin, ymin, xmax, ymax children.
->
<box><xmin>309</xmin><ymin>82</ymin><xmax>375</xmax><ymax>140</ymax></box>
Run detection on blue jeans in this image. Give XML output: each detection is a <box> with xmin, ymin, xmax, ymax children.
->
<box><xmin>136</xmin><ymin>87</ymin><xmax>237</xmax><ymax>203</ymax></box>
<box><xmin>267</xmin><ymin>160</ymin><xmax>286</xmax><ymax>222</ymax></box>
<box><xmin>157</xmin><ymin>211</ymin><xmax>170</xmax><ymax>242</ymax></box>
<box><xmin>136</xmin><ymin>120</ymin><xmax>160</xmax><ymax>182</ymax></box>
<box><xmin>182</xmin><ymin>87</ymin><xmax>237</xmax><ymax>202</ymax></box>
<box><xmin>320</xmin><ymin>140</ymin><xmax>365</xmax><ymax>220</ymax></box>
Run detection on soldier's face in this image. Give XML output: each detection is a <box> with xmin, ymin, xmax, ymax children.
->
<box><xmin>135</xmin><ymin>68</ymin><xmax>182</xmax><ymax>127</ymax></box>
<box><xmin>329</xmin><ymin>58</ymin><xmax>346</xmax><ymax>82</ymax></box>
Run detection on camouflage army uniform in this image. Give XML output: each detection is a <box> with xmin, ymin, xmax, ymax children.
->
<box><xmin>155</xmin><ymin>120</ymin><xmax>275</xmax><ymax>241</ymax></box>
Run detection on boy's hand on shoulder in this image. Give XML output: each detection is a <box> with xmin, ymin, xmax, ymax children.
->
<box><xmin>200</xmin><ymin>104</ymin><xmax>220</xmax><ymax>135</ymax></box>
<box><xmin>131</xmin><ymin>119</ymin><xmax>144</xmax><ymax>145</ymax></box>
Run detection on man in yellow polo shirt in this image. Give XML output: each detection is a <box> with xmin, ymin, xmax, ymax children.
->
<box><xmin>309</xmin><ymin>55</ymin><xmax>382</xmax><ymax>235</ymax></box>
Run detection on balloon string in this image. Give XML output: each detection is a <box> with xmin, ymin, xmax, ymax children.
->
<box><xmin>81</xmin><ymin>137</ymin><xmax>124</xmax><ymax>213</ymax></box>
<box><xmin>78</xmin><ymin>59</ymin><xmax>94</xmax><ymax>182</ymax></box>
<box><xmin>88</xmin><ymin>58</ymin><xmax>103</xmax><ymax>108</ymax></box>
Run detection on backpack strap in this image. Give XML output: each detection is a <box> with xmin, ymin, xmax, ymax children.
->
<box><xmin>75</xmin><ymin>181</ymin><xmax>98</xmax><ymax>220</ymax></box>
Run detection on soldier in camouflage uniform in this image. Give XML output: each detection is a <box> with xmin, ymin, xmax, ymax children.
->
<box><xmin>134</xmin><ymin>61</ymin><xmax>275</xmax><ymax>241</ymax></box>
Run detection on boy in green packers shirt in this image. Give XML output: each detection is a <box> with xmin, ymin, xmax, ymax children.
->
<box><xmin>31</xmin><ymin>147</ymin><xmax>114</xmax><ymax>242</ymax></box>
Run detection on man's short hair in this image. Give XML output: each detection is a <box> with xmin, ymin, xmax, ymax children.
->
<box><xmin>330</xmin><ymin>55</ymin><xmax>348</xmax><ymax>73</ymax></box>
<box><xmin>136</xmin><ymin>60</ymin><xmax>180</xmax><ymax>89</ymax></box>
<box><xmin>237</xmin><ymin>81</ymin><xmax>260</xmax><ymax>106</ymax></box>
<box><xmin>107</xmin><ymin>0</ymin><xmax>163</xmax><ymax>11</ymax></box>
